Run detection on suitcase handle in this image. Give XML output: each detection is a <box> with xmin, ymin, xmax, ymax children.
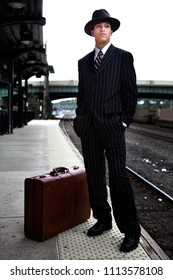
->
<box><xmin>50</xmin><ymin>167</ymin><xmax>68</xmax><ymax>176</ymax></box>
<box><xmin>50</xmin><ymin>166</ymin><xmax>79</xmax><ymax>176</ymax></box>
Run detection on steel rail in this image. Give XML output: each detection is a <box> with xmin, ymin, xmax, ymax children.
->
<box><xmin>126</xmin><ymin>166</ymin><xmax>173</xmax><ymax>205</ymax></box>
<box><xmin>128</xmin><ymin>126</ymin><xmax>173</xmax><ymax>143</ymax></box>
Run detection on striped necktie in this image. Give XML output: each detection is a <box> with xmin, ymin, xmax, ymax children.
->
<box><xmin>94</xmin><ymin>50</ymin><xmax>103</xmax><ymax>70</ymax></box>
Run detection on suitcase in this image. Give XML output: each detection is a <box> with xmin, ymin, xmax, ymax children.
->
<box><xmin>24</xmin><ymin>166</ymin><xmax>90</xmax><ymax>241</ymax></box>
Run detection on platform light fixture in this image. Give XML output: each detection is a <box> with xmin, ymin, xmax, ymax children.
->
<box><xmin>7</xmin><ymin>0</ymin><xmax>26</xmax><ymax>9</ymax></box>
<box><xmin>20</xmin><ymin>32</ymin><xmax>32</xmax><ymax>45</ymax></box>
<box><xmin>26</xmin><ymin>53</ymin><xmax>37</xmax><ymax>64</ymax></box>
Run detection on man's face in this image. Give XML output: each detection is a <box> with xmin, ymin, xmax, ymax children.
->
<box><xmin>91</xmin><ymin>22</ymin><xmax>113</xmax><ymax>47</ymax></box>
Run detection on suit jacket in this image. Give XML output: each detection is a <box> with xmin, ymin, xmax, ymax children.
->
<box><xmin>73</xmin><ymin>44</ymin><xmax>138</xmax><ymax>138</ymax></box>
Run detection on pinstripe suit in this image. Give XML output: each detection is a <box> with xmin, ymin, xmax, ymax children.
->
<box><xmin>74</xmin><ymin>44</ymin><xmax>140</xmax><ymax>236</ymax></box>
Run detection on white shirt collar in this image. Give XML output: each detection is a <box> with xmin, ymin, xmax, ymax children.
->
<box><xmin>94</xmin><ymin>42</ymin><xmax>111</xmax><ymax>59</ymax></box>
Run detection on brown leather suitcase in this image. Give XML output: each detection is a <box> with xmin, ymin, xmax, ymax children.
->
<box><xmin>24</xmin><ymin>166</ymin><xmax>90</xmax><ymax>241</ymax></box>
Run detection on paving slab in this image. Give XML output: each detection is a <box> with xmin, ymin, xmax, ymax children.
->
<box><xmin>0</xmin><ymin>120</ymin><xmax>151</xmax><ymax>260</ymax></box>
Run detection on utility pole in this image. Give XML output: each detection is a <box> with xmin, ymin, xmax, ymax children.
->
<box><xmin>8</xmin><ymin>60</ymin><xmax>14</xmax><ymax>134</ymax></box>
<box><xmin>43</xmin><ymin>70</ymin><xmax>49</xmax><ymax>119</ymax></box>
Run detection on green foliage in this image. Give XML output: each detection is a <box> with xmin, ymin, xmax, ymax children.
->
<box><xmin>28</xmin><ymin>93</ymin><xmax>53</xmax><ymax>119</ymax></box>
<box><xmin>53</xmin><ymin>98</ymin><xmax>77</xmax><ymax>110</ymax></box>
<box><xmin>28</xmin><ymin>93</ymin><xmax>40</xmax><ymax>119</ymax></box>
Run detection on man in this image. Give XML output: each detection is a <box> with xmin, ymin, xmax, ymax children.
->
<box><xmin>73</xmin><ymin>9</ymin><xmax>140</xmax><ymax>252</ymax></box>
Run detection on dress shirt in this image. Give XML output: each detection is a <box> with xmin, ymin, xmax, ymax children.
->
<box><xmin>94</xmin><ymin>42</ymin><xmax>111</xmax><ymax>60</ymax></box>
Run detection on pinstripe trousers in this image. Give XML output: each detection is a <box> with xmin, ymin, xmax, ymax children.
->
<box><xmin>81</xmin><ymin>121</ymin><xmax>140</xmax><ymax>236</ymax></box>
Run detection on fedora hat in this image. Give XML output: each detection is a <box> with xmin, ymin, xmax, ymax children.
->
<box><xmin>84</xmin><ymin>9</ymin><xmax>120</xmax><ymax>36</ymax></box>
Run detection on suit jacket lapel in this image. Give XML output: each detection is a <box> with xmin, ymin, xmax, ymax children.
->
<box><xmin>87</xmin><ymin>50</ymin><xmax>95</xmax><ymax>73</ymax></box>
<box><xmin>97</xmin><ymin>44</ymin><xmax>116</xmax><ymax>73</ymax></box>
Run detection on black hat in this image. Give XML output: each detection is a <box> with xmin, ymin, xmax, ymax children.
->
<box><xmin>84</xmin><ymin>9</ymin><xmax>120</xmax><ymax>36</ymax></box>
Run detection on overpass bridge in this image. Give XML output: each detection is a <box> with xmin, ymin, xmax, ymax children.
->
<box><xmin>23</xmin><ymin>79</ymin><xmax>173</xmax><ymax>100</ymax></box>
<box><xmin>0</xmin><ymin>80</ymin><xmax>173</xmax><ymax>134</ymax></box>
<box><xmin>1</xmin><ymin>80</ymin><xmax>173</xmax><ymax>102</ymax></box>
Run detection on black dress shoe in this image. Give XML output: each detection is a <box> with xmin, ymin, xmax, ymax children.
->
<box><xmin>120</xmin><ymin>235</ymin><xmax>140</xmax><ymax>252</ymax></box>
<box><xmin>87</xmin><ymin>221</ymin><xmax>112</xmax><ymax>236</ymax></box>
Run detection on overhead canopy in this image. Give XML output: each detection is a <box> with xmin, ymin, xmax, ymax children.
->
<box><xmin>0</xmin><ymin>0</ymin><xmax>53</xmax><ymax>83</ymax></box>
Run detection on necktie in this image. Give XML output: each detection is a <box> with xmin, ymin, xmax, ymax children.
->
<box><xmin>94</xmin><ymin>50</ymin><xmax>103</xmax><ymax>70</ymax></box>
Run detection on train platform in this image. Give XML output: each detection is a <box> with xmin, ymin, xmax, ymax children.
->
<box><xmin>0</xmin><ymin>119</ymin><xmax>169</xmax><ymax>260</ymax></box>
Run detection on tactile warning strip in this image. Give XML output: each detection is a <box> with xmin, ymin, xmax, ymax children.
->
<box><xmin>57</xmin><ymin>216</ymin><xmax>150</xmax><ymax>260</ymax></box>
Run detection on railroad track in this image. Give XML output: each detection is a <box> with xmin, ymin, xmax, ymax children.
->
<box><xmin>127</xmin><ymin>167</ymin><xmax>173</xmax><ymax>205</ymax></box>
<box><xmin>60</xmin><ymin>118</ymin><xmax>173</xmax><ymax>259</ymax></box>
<box><xmin>129</xmin><ymin>123</ymin><xmax>173</xmax><ymax>143</ymax></box>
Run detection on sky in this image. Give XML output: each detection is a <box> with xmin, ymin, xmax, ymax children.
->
<box><xmin>33</xmin><ymin>0</ymin><xmax>173</xmax><ymax>82</ymax></box>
